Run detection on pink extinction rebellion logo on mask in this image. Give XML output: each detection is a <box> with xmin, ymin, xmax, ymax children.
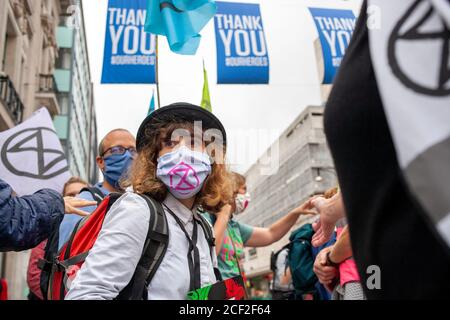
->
<box><xmin>168</xmin><ymin>162</ymin><xmax>200</xmax><ymax>194</ymax></box>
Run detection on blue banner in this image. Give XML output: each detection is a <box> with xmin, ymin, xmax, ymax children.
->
<box><xmin>308</xmin><ymin>8</ymin><xmax>356</xmax><ymax>84</ymax></box>
<box><xmin>102</xmin><ymin>0</ymin><xmax>156</xmax><ymax>84</ymax></box>
<box><xmin>214</xmin><ymin>2</ymin><xmax>270</xmax><ymax>84</ymax></box>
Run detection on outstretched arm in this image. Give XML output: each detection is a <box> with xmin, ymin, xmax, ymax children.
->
<box><xmin>0</xmin><ymin>179</ymin><xmax>64</xmax><ymax>251</ymax></box>
<box><xmin>0</xmin><ymin>179</ymin><xmax>96</xmax><ymax>252</ymax></box>
<box><xmin>245</xmin><ymin>198</ymin><xmax>317</xmax><ymax>247</ymax></box>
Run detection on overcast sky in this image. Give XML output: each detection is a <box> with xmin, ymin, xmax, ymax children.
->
<box><xmin>83</xmin><ymin>0</ymin><xmax>362</xmax><ymax>174</ymax></box>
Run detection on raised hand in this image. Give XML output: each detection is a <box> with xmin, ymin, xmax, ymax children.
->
<box><xmin>64</xmin><ymin>197</ymin><xmax>97</xmax><ymax>216</ymax></box>
<box><xmin>311</xmin><ymin>193</ymin><xmax>345</xmax><ymax>247</ymax></box>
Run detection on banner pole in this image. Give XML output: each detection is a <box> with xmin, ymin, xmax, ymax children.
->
<box><xmin>155</xmin><ymin>35</ymin><xmax>161</xmax><ymax>109</ymax></box>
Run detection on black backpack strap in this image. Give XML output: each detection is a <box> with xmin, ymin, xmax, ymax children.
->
<box><xmin>195</xmin><ymin>213</ymin><xmax>215</xmax><ymax>248</ymax></box>
<box><xmin>195</xmin><ymin>213</ymin><xmax>222</xmax><ymax>282</ymax></box>
<box><xmin>280</xmin><ymin>244</ymin><xmax>291</xmax><ymax>275</ymax></box>
<box><xmin>79</xmin><ymin>187</ymin><xmax>105</xmax><ymax>204</ymax></box>
<box><xmin>271</xmin><ymin>243</ymin><xmax>291</xmax><ymax>272</ymax></box>
<box><xmin>39</xmin><ymin>209</ymin><xmax>82</xmax><ymax>300</ymax></box>
<box><xmin>116</xmin><ymin>194</ymin><xmax>169</xmax><ymax>300</ymax></box>
<box><xmin>270</xmin><ymin>251</ymin><xmax>277</xmax><ymax>273</ymax></box>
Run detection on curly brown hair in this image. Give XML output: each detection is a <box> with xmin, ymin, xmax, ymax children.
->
<box><xmin>124</xmin><ymin>119</ymin><xmax>233</xmax><ymax>213</ymax></box>
<box><xmin>230</xmin><ymin>172</ymin><xmax>246</xmax><ymax>195</ymax></box>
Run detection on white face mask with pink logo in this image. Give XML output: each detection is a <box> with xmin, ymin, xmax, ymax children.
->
<box><xmin>234</xmin><ymin>192</ymin><xmax>251</xmax><ymax>215</ymax></box>
<box><xmin>156</xmin><ymin>145</ymin><xmax>211</xmax><ymax>199</ymax></box>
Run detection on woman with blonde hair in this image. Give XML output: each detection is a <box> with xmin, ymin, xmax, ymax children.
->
<box><xmin>66</xmin><ymin>103</ymin><xmax>233</xmax><ymax>300</ymax></box>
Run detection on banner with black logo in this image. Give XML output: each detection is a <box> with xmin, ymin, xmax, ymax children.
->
<box><xmin>0</xmin><ymin>108</ymin><xmax>70</xmax><ymax>195</ymax></box>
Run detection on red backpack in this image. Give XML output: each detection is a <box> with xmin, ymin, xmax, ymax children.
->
<box><xmin>39</xmin><ymin>193</ymin><xmax>170</xmax><ymax>300</ymax></box>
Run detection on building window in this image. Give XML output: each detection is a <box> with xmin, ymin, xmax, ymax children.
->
<box><xmin>56</xmin><ymin>48</ymin><xmax>72</xmax><ymax>70</ymax></box>
<box><xmin>57</xmin><ymin>93</ymin><xmax>70</xmax><ymax>115</ymax></box>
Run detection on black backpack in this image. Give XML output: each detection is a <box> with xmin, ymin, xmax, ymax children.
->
<box><xmin>117</xmin><ymin>196</ymin><xmax>219</xmax><ymax>299</ymax></box>
<box><xmin>39</xmin><ymin>192</ymin><xmax>218</xmax><ymax>300</ymax></box>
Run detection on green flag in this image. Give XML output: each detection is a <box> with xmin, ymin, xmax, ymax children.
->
<box><xmin>201</xmin><ymin>60</ymin><xmax>212</xmax><ymax>112</ymax></box>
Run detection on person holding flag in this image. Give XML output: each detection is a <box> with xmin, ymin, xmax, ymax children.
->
<box><xmin>0</xmin><ymin>107</ymin><xmax>96</xmax><ymax>252</ymax></box>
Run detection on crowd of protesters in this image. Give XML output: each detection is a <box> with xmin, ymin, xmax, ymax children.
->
<box><xmin>0</xmin><ymin>97</ymin><xmax>446</xmax><ymax>300</ymax></box>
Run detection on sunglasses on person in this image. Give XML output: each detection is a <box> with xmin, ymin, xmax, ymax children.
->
<box><xmin>102</xmin><ymin>146</ymin><xmax>137</xmax><ymax>158</ymax></box>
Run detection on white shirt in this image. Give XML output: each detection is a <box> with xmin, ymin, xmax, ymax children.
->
<box><xmin>66</xmin><ymin>192</ymin><xmax>217</xmax><ymax>300</ymax></box>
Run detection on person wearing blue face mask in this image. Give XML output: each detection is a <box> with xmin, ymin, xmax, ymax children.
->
<box><xmin>57</xmin><ymin>129</ymin><xmax>137</xmax><ymax>250</ymax></box>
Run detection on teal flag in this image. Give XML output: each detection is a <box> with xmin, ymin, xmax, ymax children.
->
<box><xmin>148</xmin><ymin>90</ymin><xmax>156</xmax><ymax>115</ymax></box>
<box><xmin>145</xmin><ymin>0</ymin><xmax>216</xmax><ymax>55</ymax></box>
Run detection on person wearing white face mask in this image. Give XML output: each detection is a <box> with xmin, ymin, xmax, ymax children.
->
<box><xmin>66</xmin><ymin>103</ymin><xmax>234</xmax><ymax>300</ymax></box>
<box><xmin>202</xmin><ymin>172</ymin><xmax>317</xmax><ymax>281</ymax></box>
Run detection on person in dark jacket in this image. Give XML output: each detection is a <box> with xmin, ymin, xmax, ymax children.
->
<box><xmin>0</xmin><ymin>178</ymin><xmax>96</xmax><ymax>252</ymax></box>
